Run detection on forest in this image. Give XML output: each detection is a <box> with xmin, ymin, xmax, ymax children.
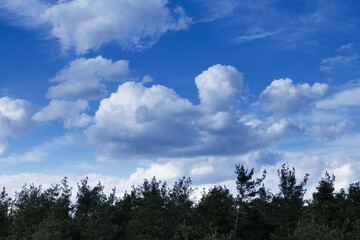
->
<box><xmin>0</xmin><ymin>163</ymin><xmax>359</xmax><ymax>240</ymax></box>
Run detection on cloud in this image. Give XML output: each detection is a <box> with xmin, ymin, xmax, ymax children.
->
<box><xmin>195</xmin><ymin>64</ymin><xmax>243</xmax><ymax>112</ymax></box>
<box><xmin>195</xmin><ymin>0</ymin><xmax>238</xmax><ymax>22</ymax></box>
<box><xmin>32</xmin><ymin>99</ymin><xmax>92</xmax><ymax>128</ymax></box>
<box><xmin>317</xmin><ymin>86</ymin><xmax>360</xmax><ymax>109</ymax></box>
<box><xmin>0</xmin><ymin>0</ymin><xmax>48</xmax><ymax>26</ymax></box>
<box><xmin>209</xmin><ymin>0</ymin><xmax>354</xmax><ymax>49</ymax></box>
<box><xmin>0</xmin><ymin>97</ymin><xmax>34</xmax><ymax>156</ymax></box>
<box><xmin>337</xmin><ymin>43</ymin><xmax>354</xmax><ymax>52</ymax></box>
<box><xmin>307</xmin><ymin>120</ymin><xmax>355</xmax><ymax>140</ymax></box>
<box><xmin>260</xmin><ymin>78</ymin><xmax>330</xmax><ymax>115</ymax></box>
<box><xmin>141</xmin><ymin>75</ymin><xmax>154</xmax><ymax>84</ymax></box>
<box><xmin>0</xmin><ymin>0</ymin><xmax>191</xmax><ymax>54</ymax></box>
<box><xmin>232</xmin><ymin>31</ymin><xmax>277</xmax><ymax>44</ymax></box>
<box><xmin>0</xmin><ymin>134</ymin><xmax>79</xmax><ymax>163</ymax></box>
<box><xmin>85</xmin><ymin>81</ymin><xmax>197</xmax><ymax>161</ymax></box>
<box><xmin>190</xmin><ymin>164</ymin><xmax>214</xmax><ymax>176</ymax></box>
<box><xmin>319</xmin><ymin>55</ymin><xmax>359</xmax><ymax>73</ymax></box>
<box><xmin>47</xmin><ymin>56</ymin><xmax>130</xmax><ymax>100</ymax></box>
<box><xmin>85</xmin><ymin>65</ymin><xmax>305</xmax><ymax>162</ymax></box>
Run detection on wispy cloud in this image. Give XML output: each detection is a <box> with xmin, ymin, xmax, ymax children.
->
<box><xmin>232</xmin><ymin>31</ymin><xmax>278</xmax><ymax>44</ymax></box>
<box><xmin>319</xmin><ymin>55</ymin><xmax>359</xmax><ymax>73</ymax></box>
<box><xmin>0</xmin><ymin>134</ymin><xmax>79</xmax><ymax>164</ymax></box>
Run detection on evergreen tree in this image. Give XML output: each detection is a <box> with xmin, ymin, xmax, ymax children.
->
<box><xmin>270</xmin><ymin>163</ymin><xmax>308</xmax><ymax>240</ymax></box>
<box><xmin>0</xmin><ymin>188</ymin><xmax>11</xmax><ymax>238</ymax></box>
<box><xmin>165</xmin><ymin>177</ymin><xmax>194</xmax><ymax>239</ymax></box>
<box><xmin>196</xmin><ymin>186</ymin><xmax>236</xmax><ymax>237</ymax></box>
<box><xmin>233</xmin><ymin>164</ymin><xmax>266</xmax><ymax>239</ymax></box>
<box><xmin>11</xmin><ymin>184</ymin><xmax>47</xmax><ymax>239</ymax></box>
<box><xmin>127</xmin><ymin>177</ymin><xmax>167</xmax><ymax>240</ymax></box>
<box><xmin>74</xmin><ymin>177</ymin><xmax>119</xmax><ymax>239</ymax></box>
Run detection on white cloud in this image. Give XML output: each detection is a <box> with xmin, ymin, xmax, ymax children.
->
<box><xmin>47</xmin><ymin>56</ymin><xmax>130</xmax><ymax>100</ymax></box>
<box><xmin>260</xmin><ymin>78</ymin><xmax>330</xmax><ymax>115</ymax></box>
<box><xmin>32</xmin><ymin>99</ymin><xmax>92</xmax><ymax>128</ymax></box>
<box><xmin>141</xmin><ymin>75</ymin><xmax>154</xmax><ymax>84</ymax></box>
<box><xmin>232</xmin><ymin>31</ymin><xmax>277</xmax><ymax>44</ymax></box>
<box><xmin>0</xmin><ymin>134</ymin><xmax>79</xmax><ymax>163</ymax></box>
<box><xmin>85</xmin><ymin>81</ymin><xmax>198</xmax><ymax>161</ymax></box>
<box><xmin>320</xmin><ymin>55</ymin><xmax>359</xmax><ymax>73</ymax></box>
<box><xmin>337</xmin><ymin>43</ymin><xmax>353</xmax><ymax>52</ymax></box>
<box><xmin>317</xmin><ymin>87</ymin><xmax>360</xmax><ymax>109</ymax></box>
<box><xmin>128</xmin><ymin>162</ymin><xmax>183</xmax><ymax>185</ymax></box>
<box><xmin>195</xmin><ymin>64</ymin><xmax>243</xmax><ymax>112</ymax></box>
<box><xmin>307</xmin><ymin>120</ymin><xmax>355</xmax><ymax>140</ymax></box>
<box><xmin>0</xmin><ymin>0</ymin><xmax>48</xmax><ymax>26</ymax></box>
<box><xmin>0</xmin><ymin>0</ymin><xmax>191</xmax><ymax>54</ymax></box>
<box><xmin>190</xmin><ymin>164</ymin><xmax>214</xmax><ymax>176</ymax></box>
<box><xmin>196</xmin><ymin>0</ymin><xmax>238</xmax><ymax>22</ymax></box>
<box><xmin>0</xmin><ymin>97</ymin><xmax>34</xmax><ymax>156</ymax></box>
<box><xmin>85</xmin><ymin>65</ymin><xmax>306</xmax><ymax>162</ymax></box>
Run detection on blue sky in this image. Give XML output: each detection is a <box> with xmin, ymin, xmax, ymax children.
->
<box><xmin>0</xmin><ymin>0</ymin><xmax>360</xmax><ymax>197</ymax></box>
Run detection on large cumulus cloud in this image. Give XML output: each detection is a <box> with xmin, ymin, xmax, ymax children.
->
<box><xmin>85</xmin><ymin>65</ymin><xmax>304</xmax><ymax>161</ymax></box>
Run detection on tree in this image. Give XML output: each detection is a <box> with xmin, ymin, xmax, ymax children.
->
<box><xmin>312</xmin><ymin>172</ymin><xmax>337</xmax><ymax>225</ymax></box>
<box><xmin>74</xmin><ymin>177</ymin><xmax>119</xmax><ymax>239</ymax></box>
<box><xmin>127</xmin><ymin>177</ymin><xmax>167</xmax><ymax>240</ymax></box>
<box><xmin>233</xmin><ymin>164</ymin><xmax>266</xmax><ymax>239</ymax></box>
<box><xmin>165</xmin><ymin>177</ymin><xmax>194</xmax><ymax>239</ymax></box>
<box><xmin>11</xmin><ymin>184</ymin><xmax>47</xmax><ymax>239</ymax></box>
<box><xmin>270</xmin><ymin>163</ymin><xmax>308</xmax><ymax>240</ymax></box>
<box><xmin>0</xmin><ymin>188</ymin><xmax>11</xmax><ymax>238</ymax></box>
<box><xmin>197</xmin><ymin>186</ymin><xmax>236</xmax><ymax>237</ymax></box>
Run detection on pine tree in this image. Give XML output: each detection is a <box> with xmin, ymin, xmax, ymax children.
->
<box><xmin>233</xmin><ymin>164</ymin><xmax>266</xmax><ymax>239</ymax></box>
<box><xmin>270</xmin><ymin>163</ymin><xmax>308</xmax><ymax>240</ymax></box>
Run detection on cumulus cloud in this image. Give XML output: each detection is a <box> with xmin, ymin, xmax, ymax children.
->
<box><xmin>85</xmin><ymin>81</ymin><xmax>197</xmax><ymax>161</ymax></box>
<box><xmin>0</xmin><ymin>97</ymin><xmax>34</xmax><ymax>155</ymax></box>
<box><xmin>32</xmin><ymin>99</ymin><xmax>92</xmax><ymax>128</ymax></box>
<box><xmin>195</xmin><ymin>64</ymin><xmax>243</xmax><ymax>112</ymax></box>
<box><xmin>85</xmin><ymin>65</ymin><xmax>305</xmax><ymax>162</ymax></box>
<box><xmin>47</xmin><ymin>56</ymin><xmax>130</xmax><ymax>100</ymax></box>
<box><xmin>260</xmin><ymin>78</ymin><xmax>330</xmax><ymax>115</ymax></box>
<box><xmin>0</xmin><ymin>0</ymin><xmax>191</xmax><ymax>54</ymax></box>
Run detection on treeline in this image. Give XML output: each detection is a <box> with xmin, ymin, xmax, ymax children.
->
<box><xmin>0</xmin><ymin>163</ymin><xmax>359</xmax><ymax>240</ymax></box>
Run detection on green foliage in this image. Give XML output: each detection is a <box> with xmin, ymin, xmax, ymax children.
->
<box><xmin>73</xmin><ymin>177</ymin><xmax>119</xmax><ymax>239</ymax></box>
<box><xmin>0</xmin><ymin>164</ymin><xmax>358</xmax><ymax>240</ymax></box>
<box><xmin>270</xmin><ymin>163</ymin><xmax>309</xmax><ymax>240</ymax></box>
<box><xmin>196</xmin><ymin>186</ymin><xmax>236</xmax><ymax>236</ymax></box>
<box><xmin>293</xmin><ymin>215</ymin><xmax>344</xmax><ymax>240</ymax></box>
<box><xmin>234</xmin><ymin>165</ymin><xmax>267</xmax><ymax>239</ymax></box>
<box><xmin>127</xmin><ymin>177</ymin><xmax>167</xmax><ymax>240</ymax></box>
<box><xmin>0</xmin><ymin>188</ymin><xmax>11</xmax><ymax>238</ymax></box>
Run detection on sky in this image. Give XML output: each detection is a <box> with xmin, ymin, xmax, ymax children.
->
<box><xmin>0</xmin><ymin>0</ymin><xmax>360</xmax><ymax>199</ymax></box>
